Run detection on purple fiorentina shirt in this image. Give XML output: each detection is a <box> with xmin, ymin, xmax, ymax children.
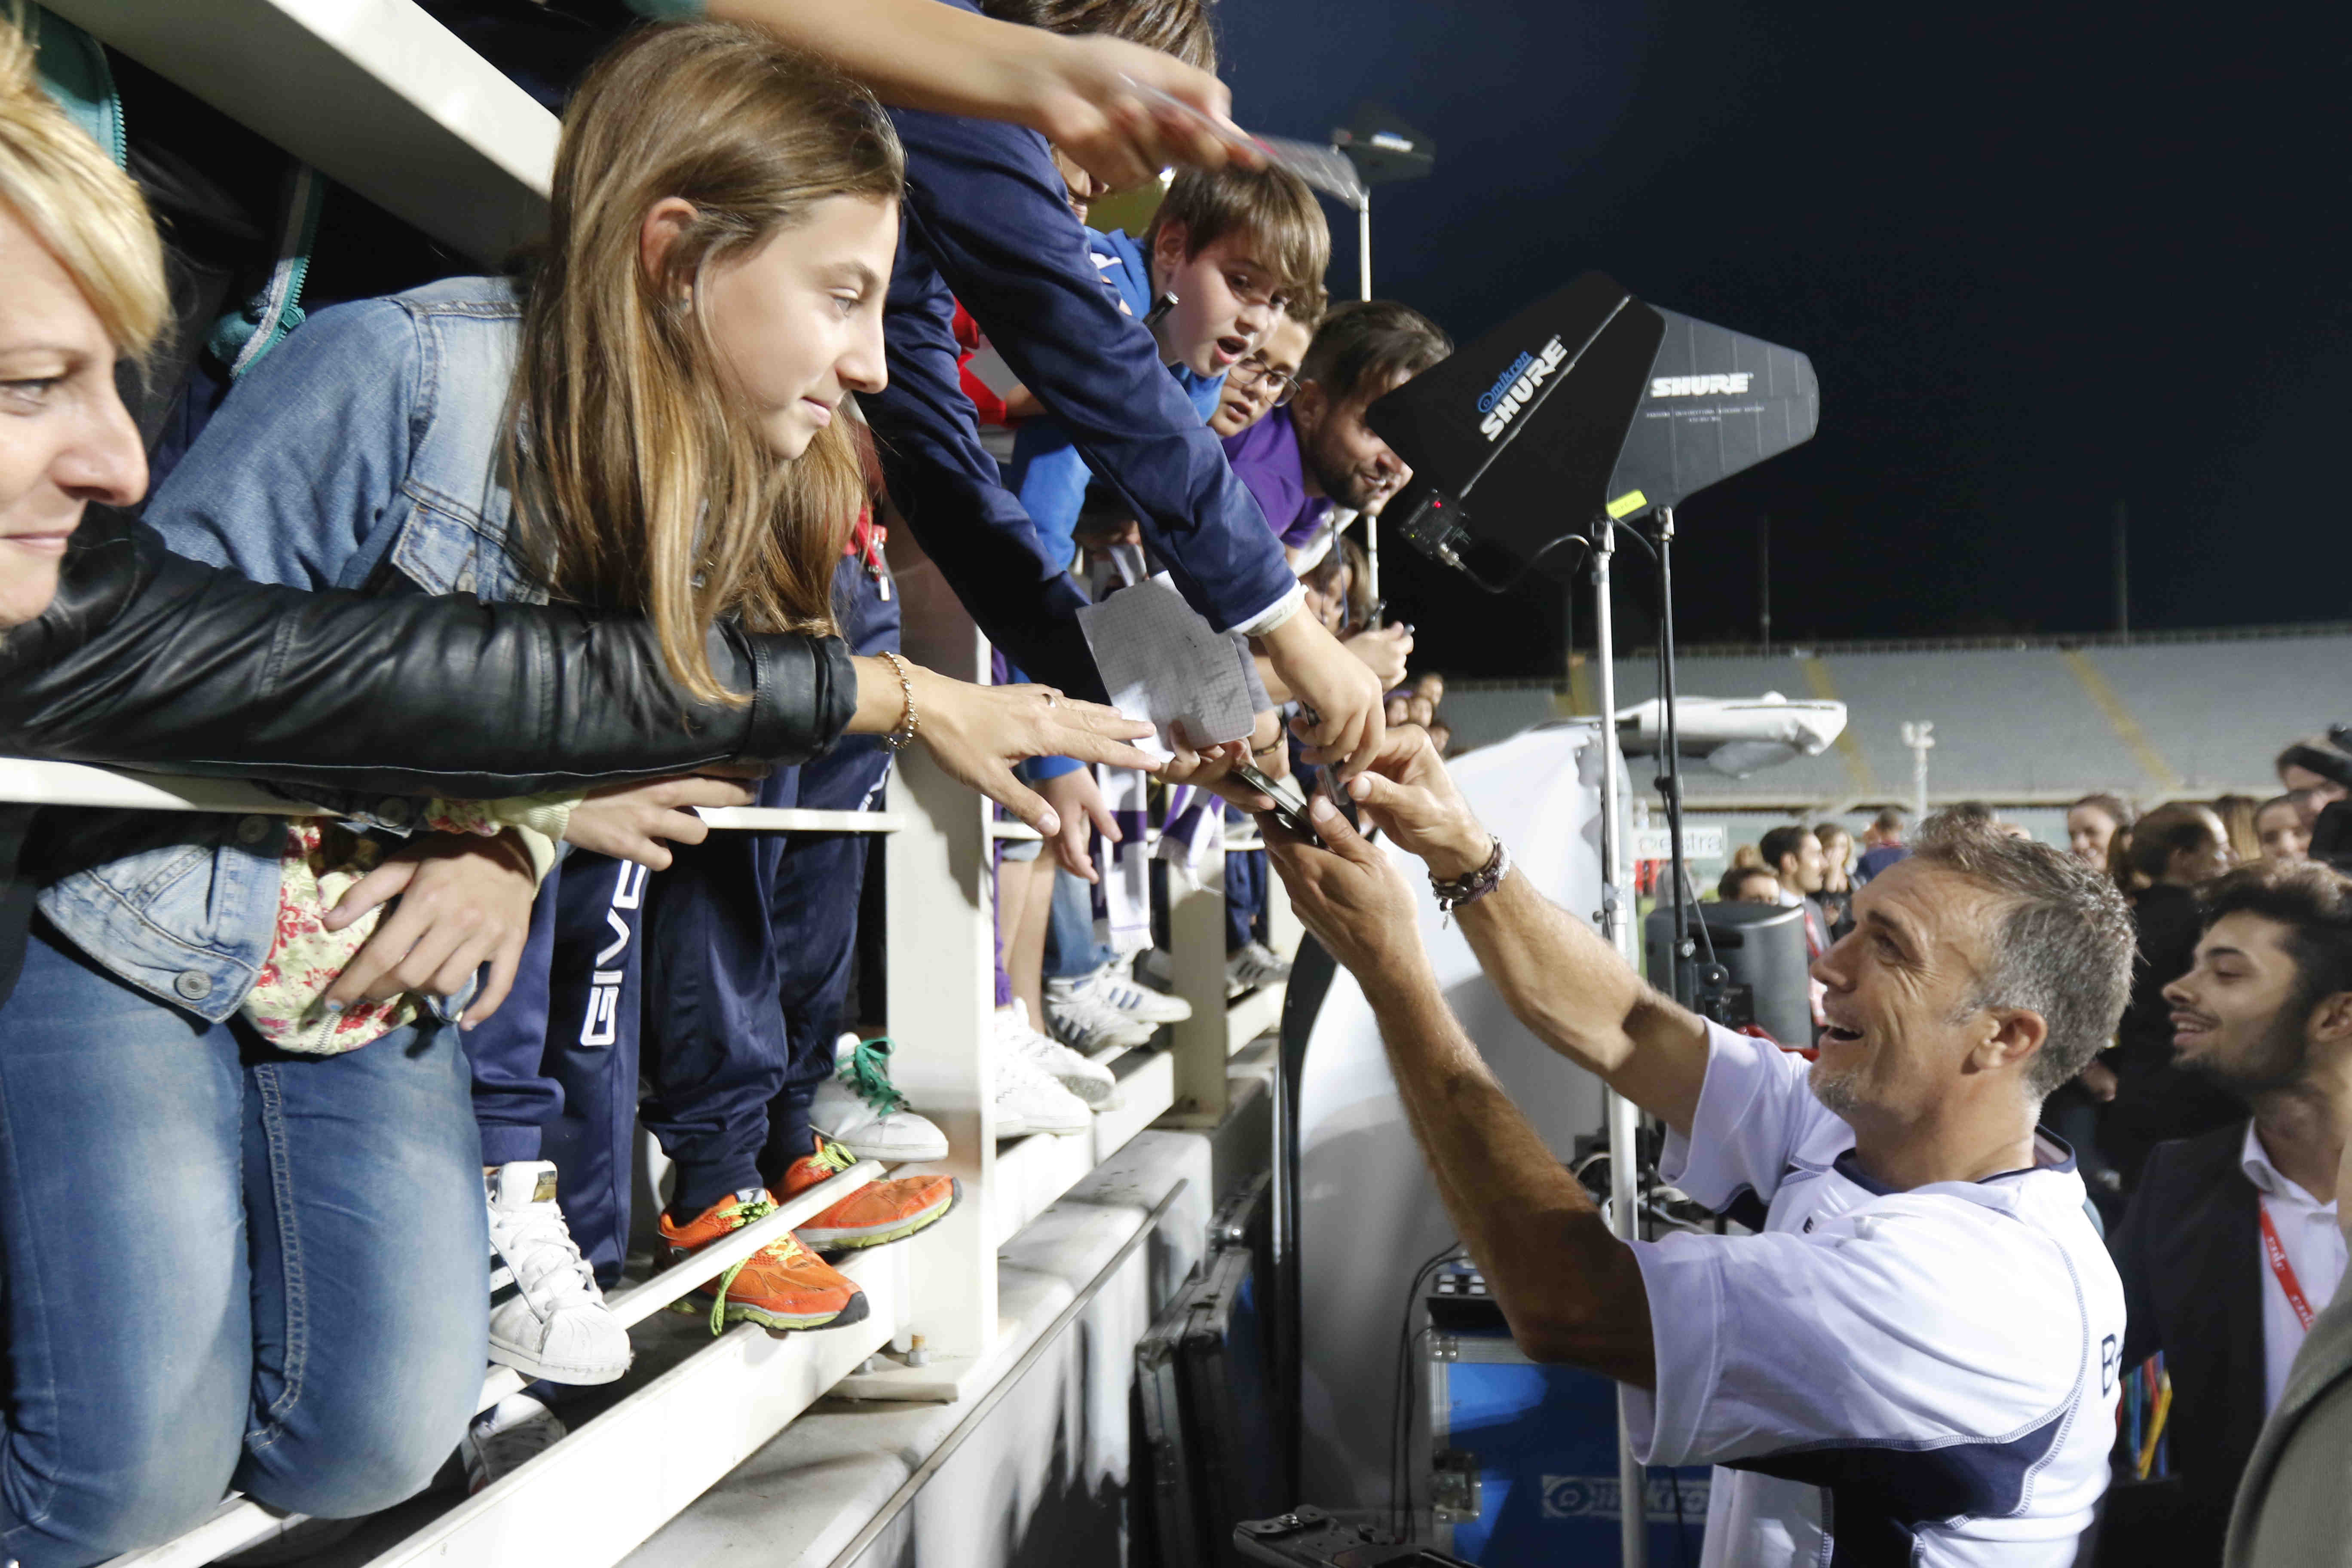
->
<box><xmin>1220</xmin><ymin>407</ymin><xmax>1332</xmax><ymax>550</ymax></box>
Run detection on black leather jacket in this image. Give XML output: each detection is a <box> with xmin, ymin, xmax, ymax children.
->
<box><xmin>0</xmin><ymin>509</ymin><xmax>859</xmax><ymax>794</ymax></box>
<box><xmin>0</xmin><ymin>510</ymin><xmax>862</xmax><ymax>1003</ymax></box>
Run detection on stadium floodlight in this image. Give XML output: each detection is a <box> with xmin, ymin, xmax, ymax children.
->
<box><xmin>1330</xmin><ymin>102</ymin><xmax>1433</xmax><ymax>300</ymax></box>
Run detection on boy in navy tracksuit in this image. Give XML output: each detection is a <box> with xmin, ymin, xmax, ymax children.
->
<box><xmin>854</xmin><ymin>0</ymin><xmax>1387</xmax><ymax>750</ymax></box>
<box><xmin>997</xmin><ymin>164</ymin><xmax>1329</xmax><ymax>1045</ymax></box>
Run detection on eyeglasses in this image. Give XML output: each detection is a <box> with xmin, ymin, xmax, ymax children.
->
<box><xmin>1228</xmin><ymin>356</ymin><xmax>1300</xmax><ymax>406</ymax></box>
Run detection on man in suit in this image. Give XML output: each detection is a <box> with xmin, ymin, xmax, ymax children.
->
<box><xmin>2107</xmin><ymin>859</ymin><xmax>2352</xmax><ymax>1564</ymax></box>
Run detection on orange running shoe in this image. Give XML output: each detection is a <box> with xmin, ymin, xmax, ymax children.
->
<box><xmin>658</xmin><ymin>1188</ymin><xmax>867</xmax><ymax>1334</ymax></box>
<box><xmin>779</xmin><ymin>1134</ymin><xmax>961</xmax><ymax>1256</ymax></box>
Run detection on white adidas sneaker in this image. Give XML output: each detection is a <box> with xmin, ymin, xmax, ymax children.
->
<box><xmin>1090</xmin><ymin>956</ymin><xmax>1194</xmax><ymax>1025</ymax></box>
<box><xmin>1044</xmin><ymin>971</ymin><xmax>1155</xmax><ymax>1054</ymax></box>
<box><xmin>484</xmin><ymin>1162</ymin><xmax>631</xmax><ymax>1386</ymax></box>
<box><xmin>462</xmin><ymin>1393</ymin><xmax>567</xmax><ymax>1494</ymax></box>
<box><xmin>810</xmin><ymin>1033</ymin><xmax>950</xmax><ymax>1162</ymax></box>
<box><xmin>1006</xmin><ymin>999</ymin><xmax>1122</xmax><ymax>1107</ymax></box>
<box><xmin>1226</xmin><ymin>939</ymin><xmax>1294</xmax><ymax>998</ymax></box>
<box><xmin>991</xmin><ymin>1008</ymin><xmax>1095</xmax><ymax>1136</ymax></box>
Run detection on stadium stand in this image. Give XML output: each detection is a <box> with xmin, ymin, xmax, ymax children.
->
<box><xmin>1442</xmin><ymin>624</ymin><xmax>2349</xmax><ymax>812</ymax></box>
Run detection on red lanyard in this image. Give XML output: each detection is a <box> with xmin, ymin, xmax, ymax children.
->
<box><xmin>2260</xmin><ymin>1200</ymin><xmax>2318</xmax><ymax>1333</ymax></box>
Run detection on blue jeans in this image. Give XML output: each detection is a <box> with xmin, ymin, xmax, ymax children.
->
<box><xmin>0</xmin><ymin>926</ymin><xmax>487</xmax><ymax>1568</ymax></box>
<box><xmin>1044</xmin><ymin>866</ymin><xmax>1116</xmax><ymax>981</ymax></box>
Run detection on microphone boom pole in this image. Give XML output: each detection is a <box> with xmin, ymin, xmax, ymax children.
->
<box><xmin>1586</xmin><ymin>513</ymin><xmax>1649</xmax><ymax>1568</ymax></box>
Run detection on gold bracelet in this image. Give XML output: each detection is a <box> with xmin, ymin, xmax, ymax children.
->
<box><xmin>879</xmin><ymin>652</ymin><xmax>919</xmax><ymax>753</ymax></box>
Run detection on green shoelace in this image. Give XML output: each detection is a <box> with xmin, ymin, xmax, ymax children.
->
<box><xmin>837</xmin><ymin>1035</ymin><xmax>911</xmax><ymax>1115</ymax></box>
<box><xmin>705</xmin><ymin>1194</ymin><xmax>784</xmax><ymax>1335</ymax></box>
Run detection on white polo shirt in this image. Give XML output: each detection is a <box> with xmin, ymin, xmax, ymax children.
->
<box><xmin>1622</xmin><ymin>1023</ymin><xmax>2125</xmax><ymax>1567</ymax></box>
<box><xmin>2241</xmin><ymin>1121</ymin><xmax>2347</xmax><ymax>1414</ymax></box>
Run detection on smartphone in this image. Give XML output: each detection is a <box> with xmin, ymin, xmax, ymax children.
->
<box><xmin>1114</xmin><ymin>76</ymin><xmax>1368</xmax><ymax>208</ymax></box>
<box><xmin>1230</xmin><ymin>760</ymin><xmax>1316</xmax><ymax>840</ymax></box>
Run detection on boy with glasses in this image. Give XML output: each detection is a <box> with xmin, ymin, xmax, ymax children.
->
<box><xmin>1222</xmin><ymin>299</ymin><xmax>1449</xmax><ymax>565</ymax></box>
<box><xmin>1210</xmin><ymin>312</ymin><xmax>1314</xmax><ymax>438</ymax></box>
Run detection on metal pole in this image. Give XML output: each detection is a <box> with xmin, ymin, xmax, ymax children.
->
<box><xmin>1902</xmin><ymin>720</ymin><xmax>1935</xmax><ymax>822</ymax></box>
<box><xmin>1358</xmin><ymin>193</ymin><xmax>1372</xmax><ymax>301</ymax></box>
<box><xmin>1588</xmin><ymin>517</ymin><xmax>1649</xmax><ymax>1568</ymax></box>
<box><xmin>1354</xmin><ymin>194</ymin><xmax>1375</xmax><ymax>603</ymax></box>
<box><xmin>1654</xmin><ymin>508</ymin><xmax>1692</xmax><ymax>1009</ymax></box>
<box><xmin>2112</xmin><ymin>499</ymin><xmax>2129</xmax><ymax>638</ymax></box>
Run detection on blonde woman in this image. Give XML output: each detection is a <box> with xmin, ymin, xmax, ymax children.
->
<box><xmin>1</xmin><ymin>20</ymin><xmax>1161</xmax><ymax>1563</ymax></box>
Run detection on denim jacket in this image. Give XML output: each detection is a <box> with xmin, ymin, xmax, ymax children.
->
<box><xmin>37</xmin><ymin>278</ymin><xmax>546</xmax><ymax>1020</ymax></box>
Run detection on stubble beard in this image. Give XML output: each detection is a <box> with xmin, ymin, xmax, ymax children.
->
<box><xmin>2188</xmin><ymin>1008</ymin><xmax>2313</xmax><ymax>1100</ymax></box>
<box><xmin>1809</xmin><ymin>1057</ymin><xmax>1864</xmax><ymax>1119</ymax></box>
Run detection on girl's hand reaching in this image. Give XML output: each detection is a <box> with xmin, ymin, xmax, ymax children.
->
<box><xmin>910</xmin><ymin>671</ymin><xmax>1161</xmax><ymax>837</ymax></box>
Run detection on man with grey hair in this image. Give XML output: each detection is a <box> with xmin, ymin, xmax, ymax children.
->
<box><xmin>1261</xmin><ymin>726</ymin><xmax>2134</xmax><ymax>1567</ymax></box>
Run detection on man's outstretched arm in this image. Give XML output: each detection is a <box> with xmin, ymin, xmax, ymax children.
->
<box><xmin>1262</xmin><ymin>795</ymin><xmax>1654</xmax><ymax>1384</ymax></box>
<box><xmin>1320</xmin><ymin>725</ymin><xmax>1712</xmax><ymax>1135</ymax></box>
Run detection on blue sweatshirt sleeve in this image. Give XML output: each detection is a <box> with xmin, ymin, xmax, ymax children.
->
<box><xmin>861</xmin><ymin>99</ymin><xmax>1298</xmax><ymax>687</ymax></box>
<box><xmin>1004</xmin><ymin>419</ymin><xmax>1088</xmax><ymax>577</ymax></box>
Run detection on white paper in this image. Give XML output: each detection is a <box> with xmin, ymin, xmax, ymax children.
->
<box><xmin>1077</xmin><ymin>573</ymin><xmax>1268</xmax><ymax>761</ymax></box>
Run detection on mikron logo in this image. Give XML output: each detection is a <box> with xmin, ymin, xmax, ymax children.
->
<box><xmin>1476</xmin><ymin>335</ymin><xmax>1571</xmax><ymax>441</ymax></box>
<box><xmin>1649</xmin><ymin>372</ymin><xmax>1754</xmax><ymax>398</ymax></box>
<box><xmin>1540</xmin><ymin>1473</ymin><xmax>1712</xmax><ymax>1522</ymax></box>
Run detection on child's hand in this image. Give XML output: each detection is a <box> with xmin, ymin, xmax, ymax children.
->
<box><xmin>563</xmin><ymin>775</ymin><xmax>759</xmax><ymax>870</ymax></box>
<box><xmin>1037</xmin><ymin>766</ymin><xmax>1116</xmax><ymax>883</ymax></box>
<box><xmin>320</xmin><ymin>831</ymin><xmax>538</xmax><ymax>1029</ymax></box>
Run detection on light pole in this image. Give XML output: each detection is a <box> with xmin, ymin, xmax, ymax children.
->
<box><xmin>1900</xmin><ymin>720</ymin><xmax>1935</xmax><ymax>821</ymax></box>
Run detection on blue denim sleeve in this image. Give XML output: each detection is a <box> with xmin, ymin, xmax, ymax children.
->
<box><xmin>863</xmin><ymin>100</ymin><xmax>1297</xmax><ymax>672</ymax></box>
<box><xmin>141</xmin><ymin>296</ymin><xmax>423</xmax><ymax>595</ymax></box>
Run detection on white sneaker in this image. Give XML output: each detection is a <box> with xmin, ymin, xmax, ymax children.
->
<box><xmin>1044</xmin><ymin>972</ymin><xmax>1156</xmax><ymax>1054</ymax></box>
<box><xmin>1005</xmin><ymin>999</ymin><xmax>1121</xmax><ymax>1108</ymax></box>
<box><xmin>1091</xmin><ymin>957</ymin><xmax>1194</xmax><ymax>1024</ymax></box>
<box><xmin>484</xmin><ymin>1162</ymin><xmax>631</xmax><ymax>1386</ymax></box>
<box><xmin>462</xmin><ymin>1393</ymin><xmax>566</xmax><ymax>1495</ymax></box>
<box><xmin>1226</xmin><ymin>940</ymin><xmax>1293</xmax><ymax>997</ymax></box>
<box><xmin>991</xmin><ymin>1008</ymin><xmax>1095</xmax><ymax>1136</ymax></box>
<box><xmin>810</xmin><ymin>1033</ymin><xmax>950</xmax><ymax>1162</ymax></box>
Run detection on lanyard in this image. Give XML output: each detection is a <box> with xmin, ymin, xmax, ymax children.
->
<box><xmin>2260</xmin><ymin>1200</ymin><xmax>2318</xmax><ymax>1334</ymax></box>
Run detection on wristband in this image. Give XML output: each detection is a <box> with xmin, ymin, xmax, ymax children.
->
<box><xmin>879</xmin><ymin>652</ymin><xmax>920</xmax><ymax>753</ymax></box>
<box><xmin>1430</xmin><ymin>836</ymin><xmax>1509</xmax><ymax>927</ymax></box>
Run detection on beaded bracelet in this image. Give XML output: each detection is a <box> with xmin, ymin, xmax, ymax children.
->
<box><xmin>879</xmin><ymin>652</ymin><xmax>920</xmax><ymax>753</ymax></box>
<box><xmin>1430</xmin><ymin>836</ymin><xmax>1510</xmax><ymax>927</ymax></box>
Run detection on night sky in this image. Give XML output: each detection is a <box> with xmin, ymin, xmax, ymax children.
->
<box><xmin>1216</xmin><ymin>0</ymin><xmax>2352</xmax><ymax>679</ymax></box>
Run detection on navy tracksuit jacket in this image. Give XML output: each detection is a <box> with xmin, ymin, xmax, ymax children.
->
<box><xmin>864</xmin><ymin>76</ymin><xmax>1298</xmax><ymax>698</ymax></box>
